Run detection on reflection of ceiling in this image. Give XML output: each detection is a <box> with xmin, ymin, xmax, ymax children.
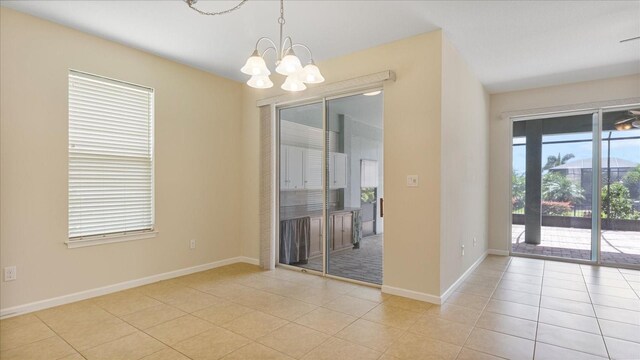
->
<box><xmin>329</xmin><ymin>93</ymin><xmax>383</xmax><ymax>129</ymax></box>
<box><xmin>278</xmin><ymin>93</ymin><xmax>384</xmax><ymax>130</ymax></box>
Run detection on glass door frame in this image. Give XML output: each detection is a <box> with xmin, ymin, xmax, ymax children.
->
<box><xmin>274</xmin><ymin>87</ymin><xmax>384</xmax><ymax>286</ymax></box>
<box><xmin>508</xmin><ymin>103</ymin><xmax>640</xmax><ymax>269</ymax></box>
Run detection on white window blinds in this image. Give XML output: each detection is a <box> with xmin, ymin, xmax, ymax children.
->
<box><xmin>68</xmin><ymin>70</ymin><xmax>154</xmax><ymax>240</ymax></box>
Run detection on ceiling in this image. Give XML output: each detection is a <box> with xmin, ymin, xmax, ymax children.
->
<box><xmin>2</xmin><ymin>0</ymin><xmax>639</xmax><ymax>93</ymax></box>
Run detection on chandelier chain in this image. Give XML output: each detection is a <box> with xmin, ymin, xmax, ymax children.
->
<box><xmin>185</xmin><ymin>0</ymin><xmax>248</xmax><ymax>16</ymax></box>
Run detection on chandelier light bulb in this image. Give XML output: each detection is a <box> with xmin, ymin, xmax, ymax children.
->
<box><xmin>247</xmin><ymin>75</ymin><xmax>273</xmax><ymax>89</ymax></box>
<box><xmin>299</xmin><ymin>62</ymin><xmax>325</xmax><ymax>84</ymax></box>
<box><xmin>276</xmin><ymin>49</ymin><xmax>303</xmax><ymax>75</ymax></box>
<box><xmin>241</xmin><ymin>50</ymin><xmax>271</xmax><ymax>76</ymax></box>
<box><xmin>281</xmin><ymin>75</ymin><xmax>306</xmax><ymax>92</ymax></box>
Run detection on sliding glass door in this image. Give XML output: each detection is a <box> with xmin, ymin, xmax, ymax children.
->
<box><xmin>277</xmin><ymin>90</ymin><xmax>385</xmax><ymax>284</ymax></box>
<box><xmin>511</xmin><ymin>105</ymin><xmax>640</xmax><ymax>268</ymax></box>
<box><xmin>600</xmin><ymin>107</ymin><xmax>640</xmax><ymax>267</ymax></box>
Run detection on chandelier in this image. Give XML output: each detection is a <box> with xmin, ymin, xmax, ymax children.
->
<box><xmin>240</xmin><ymin>0</ymin><xmax>324</xmax><ymax>91</ymax></box>
<box><xmin>186</xmin><ymin>0</ymin><xmax>324</xmax><ymax>91</ymax></box>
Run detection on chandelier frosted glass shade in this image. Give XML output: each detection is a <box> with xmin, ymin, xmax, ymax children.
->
<box><xmin>281</xmin><ymin>75</ymin><xmax>306</xmax><ymax>92</ymax></box>
<box><xmin>299</xmin><ymin>63</ymin><xmax>325</xmax><ymax>84</ymax></box>
<box><xmin>276</xmin><ymin>50</ymin><xmax>303</xmax><ymax>75</ymax></box>
<box><xmin>241</xmin><ymin>51</ymin><xmax>271</xmax><ymax>76</ymax></box>
<box><xmin>247</xmin><ymin>75</ymin><xmax>274</xmax><ymax>89</ymax></box>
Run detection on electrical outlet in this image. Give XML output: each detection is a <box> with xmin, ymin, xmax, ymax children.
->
<box><xmin>4</xmin><ymin>266</ymin><xmax>16</xmax><ymax>281</ymax></box>
<box><xmin>407</xmin><ymin>175</ymin><xmax>419</xmax><ymax>187</ymax></box>
<box><xmin>461</xmin><ymin>244</ymin><xmax>465</xmax><ymax>256</ymax></box>
<box><xmin>473</xmin><ymin>237</ymin><xmax>477</xmax><ymax>247</ymax></box>
<box><xmin>190</xmin><ymin>239</ymin><xmax>196</xmax><ymax>249</ymax></box>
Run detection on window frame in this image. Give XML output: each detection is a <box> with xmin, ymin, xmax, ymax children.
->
<box><xmin>66</xmin><ymin>70</ymin><xmax>156</xmax><ymax>248</ymax></box>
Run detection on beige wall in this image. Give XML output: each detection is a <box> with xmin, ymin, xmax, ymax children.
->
<box><xmin>0</xmin><ymin>8</ymin><xmax>244</xmax><ymax>310</ymax></box>
<box><xmin>241</xmin><ymin>32</ymin><xmax>445</xmax><ymax>296</ymax></box>
<box><xmin>488</xmin><ymin>74</ymin><xmax>640</xmax><ymax>252</ymax></box>
<box><xmin>440</xmin><ymin>38</ymin><xmax>490</xmax><ymax>293</ymax></box>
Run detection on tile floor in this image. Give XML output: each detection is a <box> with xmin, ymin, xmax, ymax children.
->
<box><xmin>1</xmin><ymin>256</ymin><xmax>639</xmax><ymax>360</ymax></box>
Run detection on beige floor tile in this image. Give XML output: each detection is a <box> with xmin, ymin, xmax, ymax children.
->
<box><xmin>140</xmin><ymin>348</ymin><xmax>191</xmax><ymax>360</ymax></box>
<box><xmin>593</xmin><ymin>304</ymin><xmax>640</xmax><ymax>325</ymax></box>
<box><xmin>408</xmin><ymin>315</ymin><xmax>473</xmax><ymax>346</ymax></box>
<box><xmin>222</xmin><ymin>343</ymin><xmax>294</xmax><ymax>360</ymax></box>
<box><xmin>150</xmin><ymin>287</ymin><xmax>225</xmax><ymax>313</ymax></box>
<box><xmin>289</xmin><ymin>286</ymin><xmax>344</xmax><ymax>306</ymax></box>
<box><xmin>425</xmin><ymin>303</ymin><xmax>482</xmax><ymax>325</ymax></box>
<box><xmin>294</xmin><ymin>307</ymin><xmax>357</xmax><ymax>335</ymax></box>
<box><xmin>491</xmin><ymin>288</ymin><xmax>540</xmax><ymax>306</ymax></box>
<box><xmin>599</xmin><ymin>319</ymin><xmax>640</xmax><ymax>343</ymax></box>
<box><xmin>144</xmin><ymin>315</ymin><xmax>214</xmax><ymax>345</ymax></box>
<box><xmin>190</xmin><ymin>301</ymin><xmax>253</xmax><ymax>327</ymax></box>
<box><xmin>336</xmin><ymin>318</ymin><xmax>404</xmax><ymax>352</ymax></box>
<box><xmin>92</xmin><ymin>291</ymin><xmax>162</xmax><ymax>316</ymax></box>
<box><xmin>536</xmin><ymin>323</ymin><xmax>608</xmax><ymax>358</ymax></box>
<box><xmin>301</xmin><ymin>337</ymin><xmax>381</xmax><ymax>360</ymax></box>
<box><xmin>258</xmin><ymin>323</ymin><xmax>329</xmax><ymax>359</ymax></box>
<box><xmin>445</xmin><ymin>291</ymin><xmax>490</xmax><ymax>311</ymax></box>
<box><xmin>0</xmin><ymin>314</ymin><xmax>42</xmax><ymax>331</ymax></box>
<box><xmin>533</xmin><ymin>343</ymin><xmax>607</xmax><ymax>360</ymax></box>
<box><xmin>587</xmin><ymin>283</ymin><xmax>639</xmax><ymax>300</ymax></box>
<box><xmin>385</xmin><ymin>331</ymin><xmax>460</xmax><ymax>360</ymax></box>
<box><xmin>465</xmin><ymin>275</ymin><xmax>501</xmax><ymax>288</ymax></box>
<box><xmin>484</xmin><ymin>299</ymin><xmax>538</xmax><ymax>321</ymax></box>
<box><xmin>173</xmin><ymin>326</ymin><xmax>252</xmax><ymax>360</ymax></box>
<box><xmin>322</xmin><ymin>295</ymin><xmax>379</xmax><ymax>317</ymax></box>
<box><xmin>583</xmin><ymin>276</ymin><xmax>632</xmax><ymax>289</ymax></box>
<box><xmin>475</xmin><ymin>311</ymin><xmax>537</xmax><ymax>340</ymax></box>
<box><xmin>605</xmin><ymin>336</ymin><xmax>640</xmax><ymax>360</ymax></box>
<box><xmin>542</xmin><ymin>286</ymin><xmax>592</xmax><ymax>303</ymax></box>
<box><xmin>0</xmin><ymin>336</ymin><xmax>76</xmax><ymax>360</ymax></box>
<box><xmin>362</xmin><ymin>303</ymin><xmax>422</xmax><ymax>330</ymax></box>
<box><xmin>498</xmin><ymin>279</ymin><xmax>542</xmax><ymax>295</ymax></box>
<box><xmin>58</xmin><ymin>353</ymin><xmax>87</xmax><ymax>360</ymax></box>
<box><xmin>465</xmin><ymin>327</ymin><xmax>534</xmax><ymax>360</ymax></box>
<box><xmin>501</xmin><ymin>272</ymin><xmax>543</xmax><ymax>285</ymax></box>
<box><xmin>456</xmin><ymin>282</ymin><xmax>496</xmax><ymax>297</ymax></box>
<box><xmin>542</xmin><ymin>270</ymin><xmax>583</xmax><ymax>282</ymax></box>
<box><xmin>383</xmin><ymin>295</ymin><xmax>433</xmax><ymax>313</ymax></box>
<box><xmin>223</xmin><ymin>310</ymin><xmax>288</xmax><ymax>339</ymax></box>
<box><xmin>57</xmin><ymin>317</ymin><xmax>138</xmax><ymax>350</ymax></box>
<box><xmin>543</xmin><ymin>277</ymin><xmax>588</xmax><ymax>292</ymax></box>
<box><xmin>260</xmin><ymin>297</ymin><xmax>318</xmax><ymax>321</ymax></box>
<box><xmin>539</xmin><ymin>296</ymin><xmax>595</xmax><ymax>317</ymax></box>
<box><xmin>0</xmin><ymin>318</ymin><xmax>55</xmax><ymax>351</ymax></box>
<box><xmin>121</xmin><ymin>303</ymin><xmax>187</xmax><ymax>330</ymax></box>
<box><xmin>347</xmin><ymin>286</ymin><xmax>389</xmax><ymax>303</ymax></box>
<box><xmin>590</xmin><ymin>292</ymin><xmax>640</xmax><ymax>312</ymax></box>
<box><xmin>538</xmin><ymin>307</ymin><xmax>600</xmax><ymax>334</ymax></box>
<box><xmin>36</xmin><ymin>301</ymin><xmax>116</xmax><ymax>333</ymax></box>
<box><xmin>456</xmin><ymin>347</ymin><xmax>504</xmax><ymax>360</ymax></box>
<box><xmin>81</xmin><ymin>331</ymin><xmax>166</xmax><ymax>360</ymax></box>
<box><xmin>231</xmin><ymin>288</ymin><xmax>286</xmax><ymax>311</ymax></box>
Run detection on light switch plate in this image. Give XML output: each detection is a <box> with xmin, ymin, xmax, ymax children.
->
<box><xmin>407</xmin><ymin>175</ymin><xmax>419</xmax><ymax>187</ymax></box>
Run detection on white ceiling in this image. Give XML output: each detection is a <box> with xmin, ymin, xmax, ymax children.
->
<box><xmin>2</xmin><ymin>0</ymin><xmax>639</xmax><ymax>93</ymax></box>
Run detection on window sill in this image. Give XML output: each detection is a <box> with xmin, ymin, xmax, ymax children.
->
<box><xmin>66</xmin><ymin>231</ymin><xmax>158</xmax><ymax>249</ymax></box>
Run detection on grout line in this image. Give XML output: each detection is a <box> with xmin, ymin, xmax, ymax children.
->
<box><xmin>531</xmin><ymin>259</ymin><xmax>545</xmax><ymax>359</ymax></box>
<box><xmin>31</xmin><ymin>313</ymin><xmax>87</xmax><ymax>359</ymax></box>
<box><xmin>581</xmin><ymin>263</ymin><xmax>611</xmax><ymax>359</ymax></box>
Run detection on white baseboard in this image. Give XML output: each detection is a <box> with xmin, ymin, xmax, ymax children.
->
<box><xmin>0</xmin><ymin>256</ymin><xmax>260</xmax><ymax>319</ymax></box>
<box><xmin>439</xmin><ymin>250</ymin><xmax>488</xmax><ymax>303</ymax></box>
<box><xmin>381</xmin><ymin>285</ymin><xmax>441</xmax><ymax>305</ymax></box>
<box><xmin>488</xmin><ymin>249</ymin><xmax>510</xmax><ymax>256</ymax></box>
<box><xmin>382</xmin><ymin>250</ymin><xmax>489</xmax><ymax>305</ymax></box>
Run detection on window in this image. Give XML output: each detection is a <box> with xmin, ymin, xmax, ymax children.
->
<box><xmin>68</xmin><ymin>70</ymin><xmax>154</xmax><ymax>246</ymax></box>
